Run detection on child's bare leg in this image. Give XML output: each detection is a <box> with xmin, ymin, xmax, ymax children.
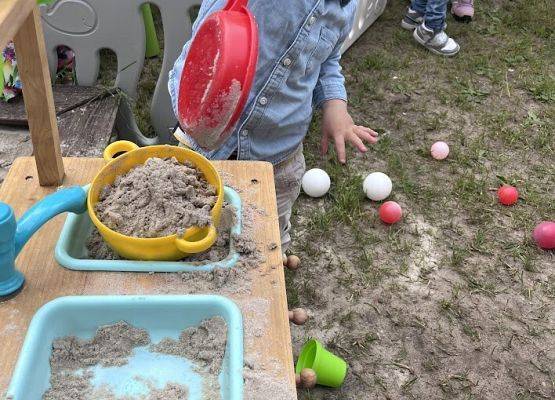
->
<box><xmin>273</xmin><ymin>145</ymin><xmax>305</xmax><ymax>253</ymax></box>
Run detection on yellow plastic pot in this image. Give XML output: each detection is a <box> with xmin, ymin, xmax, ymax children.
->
<box><xmin>87</xmin><ymin>140</ymin><xmax>223</xmax><ymax>261</ymax></box>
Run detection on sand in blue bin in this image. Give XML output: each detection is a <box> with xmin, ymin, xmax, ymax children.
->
<box><xmin>88</xmin><ymin>346</ymin><xmax>215</xmax><ymax>398</ymax></box>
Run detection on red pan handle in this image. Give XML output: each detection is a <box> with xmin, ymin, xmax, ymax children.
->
<box><xmin>224</xmin><ymin>0</ymin><xmax>248</xmax><ymax>11</ymax></box>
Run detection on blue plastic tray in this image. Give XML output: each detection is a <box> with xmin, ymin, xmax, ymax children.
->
<box><xmin>55</xmin><ymin>186</ymin><xmax>242</xmax><ymax>272</ymax></box>
<box><xmin>7</xmin><ymin>295</ymin><xmax>243</xmax><ymax>400</ymax></box>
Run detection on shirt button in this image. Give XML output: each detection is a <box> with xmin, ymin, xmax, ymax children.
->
<box><xmin>308</xmin><ymin>16</ymin><xmax>316</xmax><ymax>26</ymax></box>
<box><xmin>283</xmin><ymin>57</ymin><xmax>292</xmax><ymax>67</ymax></box>
<box><xmin>241</xmin><ymin>129</ymin><xmax>248</xmax><ymax>137</ymax></box>
<box><xmin>258</xmin><ymin>96</ymin><xmax>268</xmax><ymax>105</ymax></box>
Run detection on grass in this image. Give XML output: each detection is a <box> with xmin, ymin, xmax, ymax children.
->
<box><xmin>288</xmin><ymin>1</ymin><xmax>554</xmax><ymax>399</ymax></box>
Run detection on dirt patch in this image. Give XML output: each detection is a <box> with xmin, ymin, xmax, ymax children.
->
<box><xmin>95</xmin><ymin>157</ymin><xmax>216</xmax><ymax>238</ymax></box>
<box><xmin>290</xmin><ymin>1</ymin><xmax>554</xmax><ymax>399</ymax></box>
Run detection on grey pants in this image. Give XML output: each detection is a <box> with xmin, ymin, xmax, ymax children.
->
<box><xmin>273</xmin><ymin>145</ymin><xmax>306</xmax><ymax>251</ymax></box>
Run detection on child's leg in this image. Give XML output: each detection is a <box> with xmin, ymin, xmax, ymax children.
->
<box><xmin>402</xmin><ymin>0</ymin><xmax>426</xmax><ymax>30</ymax></box>
<box><xmin>412</xmin><ymin>0</ymin><xmax>459</xmax><ymax>56</ymax></box>
<box><xmin>273</xmin><ymin>145</ymin><xmax>305</xmax><ymax>252</ymax></box>
<box><xmin>423</xmin><ymin>0</ymin><xmax>448</xmax><ymax>32</ymax></box>
<box><xmin>410</xmin><ymin>0</ymin><xmax>428</xmax><ymax>15</ymax></box>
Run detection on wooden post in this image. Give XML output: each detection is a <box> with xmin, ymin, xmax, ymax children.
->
<box><xmin>13</xmin><ymin>6</ymin><xmax>64</xmax><ymax>186</ymax></box>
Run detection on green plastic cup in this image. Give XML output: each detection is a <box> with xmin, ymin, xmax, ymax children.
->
<box><xmin>295</xmin><ymin>339</ymin><xmax>347</xmax><ymax>388</ymax></box>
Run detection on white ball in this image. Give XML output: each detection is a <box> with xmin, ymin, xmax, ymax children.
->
<box><xmin>431</xmin><ymin>141</ymin><xmax>449</xmax><ymax>160</ymax></box>
<box><xmin>363</xmin><ymin>172</ymin><xmax>392</xmax><ymax>201</ymax></box>
<box><xmin>302</xmin><ymin>168</ymin><xmax>330</xmax><ymax>198</ymax></box>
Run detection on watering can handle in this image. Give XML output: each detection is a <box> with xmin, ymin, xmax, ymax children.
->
<box><xmin>224</xmin><ymin>0</ymin><xmax>249</xmax><ymax>11</ymax></box>
<box><xmin>14</xmin><ymin>186</ymin><xmax>87</xmax><ymax>255</ymax></box>
<box><xmin>174</xmin><ymin>225</ymin><xmax>218</xmax><ymax>254</ymax></box>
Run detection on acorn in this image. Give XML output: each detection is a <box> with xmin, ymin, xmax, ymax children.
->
<box><xmin>291</xmin><ymin>308</ymin><xmax>308</xmax><ymax>325</ymax></box>
<box><xmin>286</xmin><ymin>255</ymin><xmax>301</xmax><ymax>270</ymax></box>
<box><xmin>282</xmin><ymin>254</ymin><xmax>288</xmax><ymax>266</ymax></box>
<box><xmin>288</xmin><ymin>310</ymin><xmax>295</xmax><ymax>321</ymax></box>
<box><xmin>300</xmin><ymin>368</ymin><xmax>317</xmax><ymax>389</ymax></box>
<box><xmin>295</xmin><ymin>373</ymin><xmax>301</xmax><ymax>387</ymax></box>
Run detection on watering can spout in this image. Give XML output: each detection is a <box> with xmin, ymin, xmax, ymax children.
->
<box><xmin>0</xmin><ymin>186</ymin><xmax>88</xmax><ymax>299</ymax></box>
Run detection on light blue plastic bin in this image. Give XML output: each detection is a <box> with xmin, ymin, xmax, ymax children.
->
<box><xmin>54</xmin><ymin>186</ymin><xmax>242</xmax><ymax>272</ymax></box>
<box><xmin>6</xmin><ymin>295</ymin><xmax>243</xmax><ymax>400</ymax></box>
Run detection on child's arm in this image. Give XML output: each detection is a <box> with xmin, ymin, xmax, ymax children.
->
<box><xmin>313</xmin><ymin>7</ymin><xmax>378</xmax><ymax>164</ymax></box>
<box><xmin>321</xmin><ymin>98</ymin><xmax>378</xmax><ymax>164</ymax></box>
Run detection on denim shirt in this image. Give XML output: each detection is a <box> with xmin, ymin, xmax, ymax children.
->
<box><xmin>168</xmin><ymin>0</ymin><xmax>357</xmax><ymax>165</ymax></box>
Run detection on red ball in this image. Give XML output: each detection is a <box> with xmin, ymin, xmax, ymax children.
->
<box><xmin>379</xmin><ymin>201</ymin><xmax>402</xmax><ymax>224</ymax></box>
<box><xmin>533</xmin><ymin>221</ymin><xmax>555</xmax><ymax>250</ymax></box>
<box><xmin>497</xmin><ymin>185</ymin><xmax>519</xmax><ymax>206</ymax></box>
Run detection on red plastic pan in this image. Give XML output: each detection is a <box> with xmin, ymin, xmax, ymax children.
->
<box><xmin>177</xmin><ymin>0</ymin><xmax>259</xmax><ymax>150</ymax></box>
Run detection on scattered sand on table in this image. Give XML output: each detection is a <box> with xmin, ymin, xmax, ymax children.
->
<box><xmin>87</xmin><ymin>200</ymin><xmax>264</xmax><ymax>298</ymax></box>
<box><xmin>243</xmin><ymin>371</ymin><xmax>296</xmax><ymax>400</ymax></box>
<box><xmin>155</xmin><ymin>201</ymin><xmax>264</xmax><ymax>296</ymax></box>
<box><xmin>44</xmin><ymin>318</ymin><xmax>226</xmax><ymax>400</ymax></box>
<box><xmin>95</xmin><ymin>157</ymin><xmax>216</xmax><ymax>238</ymax></box>
<box><xmin>239</xmin><ymin>298</ymin><xmax>270</xmax><ymax>341</ymax></box>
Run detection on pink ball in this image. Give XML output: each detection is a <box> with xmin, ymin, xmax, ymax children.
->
<box><xmin>379</xmin><ymin>201</ymin><xmax>403</xmax><ymax>224</ymax></box>
<box><xmin>497</xmin><ymin>185</ymin><xmax>519</xmax><ymax>206</ymax></box>
<box><xmin>431</xmin><ymin>141</ymin><xmax>449</xmax><ymax>160</ymax></box>
<box><xmin>533</xmin><ymin>221</ymin><xmax>555</xmax><ymax>250</ymax></box>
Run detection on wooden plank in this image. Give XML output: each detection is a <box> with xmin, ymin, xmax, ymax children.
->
<box><xmin>0</xmin><ymin>86</ymin><xmax>109</xmax><ymax>127</ymax></box>
<box><xmin>13</xmin><ymin>6</ymin><xmax>64</xmax><ymax>186</ymax></box>
<box><xmin>0</xmin><ymin>126</ymin><xmax>32</xmax><ymax>184</ymax></box>
<box><xmin>0</xmin><ymin>0</ymin><xmax>35</xmax><ymax>49</ymax></box>
<box><xmin>0</xmin><ymin>94</ymin><xmax>118</xmax><ymax>177</ymax></box>
<box><xmin>0</xmin><ymin>157</ymin><xmax>297</xmax><ymax>396</ymax></box>
<box><xmin>57</xmin><ymin>95</ymin><xmax>118</xmax><ymax>157</ymax></box>
<box><xmin>0</xmin><ymin>95</ymin><xmax>117</xmax><ymax>181</ymax></box>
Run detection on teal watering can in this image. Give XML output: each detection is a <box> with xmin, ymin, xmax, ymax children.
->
<box><xmin>0</xmin><ymin>187</ymin><xmax>87</xmax><ymax>298</ymax></box>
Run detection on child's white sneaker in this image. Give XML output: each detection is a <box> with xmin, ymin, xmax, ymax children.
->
<box><xmin>401</xmin><ymin>7</ymin><xmax>423</xmax><ymax>30</ymax></box>
<box><xmin>413</xmin><ymin>23</ymin><xmax>460</xmax><ymax>56</ymax></box>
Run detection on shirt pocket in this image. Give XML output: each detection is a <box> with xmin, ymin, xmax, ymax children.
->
<box><xmin>305</xmin><ymin>26</ymin><xmax>339</xmax><ymax>74</ymax></box>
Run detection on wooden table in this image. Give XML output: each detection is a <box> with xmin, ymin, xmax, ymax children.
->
<box><xmin>0</xmin><ymin>157</ymin><xmax>297</xmax><ymax>397</ymax></box>
<box><xmin>1</xmin><ymin>0</ymin><xmax>65</xmax><ymax>186</ymax></box>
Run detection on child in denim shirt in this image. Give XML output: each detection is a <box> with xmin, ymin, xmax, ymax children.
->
<box><xmin>169</xmin><ymin>0</ymin><xmax>378</xmax><ymax>253</ymax></box>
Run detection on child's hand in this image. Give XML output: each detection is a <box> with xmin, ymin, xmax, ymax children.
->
<box><xmin>321</xmin><ymin>99</ymin><xmax>378</xmax><ymax>164</ymax></box>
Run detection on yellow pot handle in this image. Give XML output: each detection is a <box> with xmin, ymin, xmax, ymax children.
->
<box><xmin>175</xmin><ymin>225</ymin><xmax>217</xmax><ymax>254</ymax></box>
<box><xmin>103</xmin><ymin>140</ymin><xmax>140</xmax><ymax>163</ymax></box>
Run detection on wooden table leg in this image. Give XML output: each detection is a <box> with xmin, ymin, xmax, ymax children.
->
<box><xmin>13</xmin><ymin>6</ymin><xmax>64</xmax><ymax>186</ymax></box>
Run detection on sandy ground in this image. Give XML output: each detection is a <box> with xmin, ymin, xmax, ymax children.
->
<box><xmin>288</xmin><ymin>1</ymin><xmax>554</xmax><ymax>399</ymax></box>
